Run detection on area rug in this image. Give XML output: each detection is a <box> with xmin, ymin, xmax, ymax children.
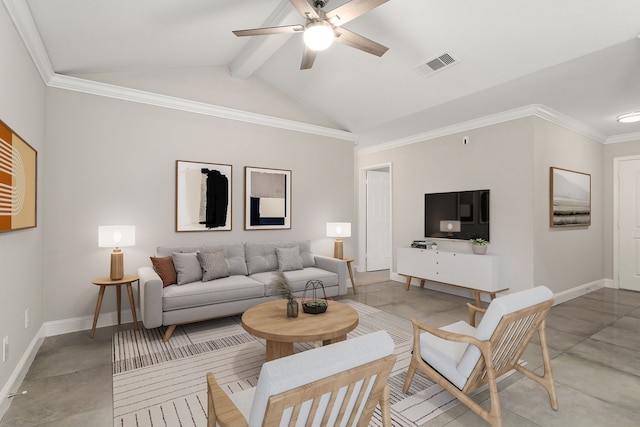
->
<box><xmin>112</xmin><ymin>300</ymin><xmax>515</xmax><ymax>427</ymax></box>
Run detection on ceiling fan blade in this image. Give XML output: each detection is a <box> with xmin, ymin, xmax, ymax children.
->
<box><xmin>289</xmin><ymin>0</ymin><xmax>319</xmax><ymax>19</ymax></box>
<box><xmin>334</xmin><ymin>27</ymin><xmax>388</xmax><ymax>57</ymax></box>
<box><xmin>327</xmin><ymin>0</ymin><xmax>390</xmax><ymax>26</ymax></box>
<box><xmin>300</xmin><ymin>45</ymin><xmax>318</xmax><ymax>70</ymax></box>
<box><xmin>233</xmin><ymin>25</ymin><xmax>304</xmax><ymax>37</ymax></box>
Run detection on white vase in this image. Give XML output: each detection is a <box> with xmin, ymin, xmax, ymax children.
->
<box><xmin>472</xmin><ymin>245</ymin><xmax>487</xmax><ymax>255</ymax></box>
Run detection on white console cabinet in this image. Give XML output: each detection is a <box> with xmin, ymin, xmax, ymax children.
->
<box><xmin>397</xmin><ymin>247</ymin><xmax>507</xmax><ymax>304</ymax></box>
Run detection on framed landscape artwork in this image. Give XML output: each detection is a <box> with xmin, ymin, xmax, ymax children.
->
<box><xmin>244</xmin><ymin>166</ymin><xmax>291</xmax><ymax>230</ymax></box>
<box><xmin>0</xmin><ymin>120</ymin><xmax>37</xmax><ymax>233</ymax></box>
<box><xmin>550</xmin><ymin>167</ymin><xmax>591</xmax><ymax>228</ymax></box>
<box><xmin>176</xmin><ymin>160</ymin><xmax>232</xmax><ymax>232</ymax></box>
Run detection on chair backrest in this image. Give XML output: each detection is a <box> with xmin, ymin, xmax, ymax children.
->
<box><xmin>249</xmin><ymin>330</ymin><xmax>396</xmax><ymax>426</ymax></box>
<box><xmin>457</xmin><ymin>286</ymin><xmax>553</xmax><ymax>392</ymax></box>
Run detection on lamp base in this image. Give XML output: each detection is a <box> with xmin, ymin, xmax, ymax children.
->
<box><xmin>333</xmin><ymin>238</ymin><xmax>344</xmax><ymax>259</ymax></box>
<box><xmin>110</xmin><ymin>249</ymin><xmax>124</xmax><ymax>281</ymax></box>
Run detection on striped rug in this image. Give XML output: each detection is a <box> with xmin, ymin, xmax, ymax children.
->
<box><xmin>112</xmin><ymin>300</ymin><xmax>513</xmax><ymax>427</ymax></box>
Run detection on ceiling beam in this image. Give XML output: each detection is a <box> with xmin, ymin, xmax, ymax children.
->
<box><xmin>228</xmin><ymin>0</ymin><xmax>302</xmax><ymax>79</ymax></box>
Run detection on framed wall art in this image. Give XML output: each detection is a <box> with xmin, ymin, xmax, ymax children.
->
<box><xmin>550</xmin><ymin>167</ymin><xmax>591</xmax><ymax>228</ymax></box>
<box><xmin>176</xmin><ymin>160</ymin><xmax>232</xmax><ymax>232</ymax></box>
<box><xmin>244</xmin><ymin>166</ymin><xmax>291</xmax><ymax>230</ymax></box>
<box><xmin>0</xmin><ymin>120</ymin><xmax>37</xmax><ymax>233</ymax></box>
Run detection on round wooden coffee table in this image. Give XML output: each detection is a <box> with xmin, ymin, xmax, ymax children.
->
<box><xmin>242</xmin><ymin>299</ymin><xmax>359</xmax><ymax>361</ymax></box>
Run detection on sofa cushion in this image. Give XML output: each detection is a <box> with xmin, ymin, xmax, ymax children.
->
<box><xmin>162</xmin><ymin>276</ymin><xmax>265</xmax><ymax>311</ymax></box>
<box><xmin>198</xmin><ymin>250</ymin><xmax>229</xmax><ymax>281</ymax></box>
<box><xmin>157</xmin><ymin>246</ymin><xmax>200</xmax><ymax>257</ymax></box>
<box><xmin>276</xmin><ymin>246</ymin><xmax>303</xmax><ymax>271</ymax></box>
<box><xmin>149</xmin><ymin>256</ymin><xmax>177</xmax><ymax>287</ymax></box>
<box><xmin>158</xmin><ymin>243</ymin><xmax>248</xmax><ymax>276</ymax></box>
<box><xmin>172</xmin><ymin>252</ymin><xmax>202</xmax><ymax>285</ymax></box>
<box><xmin>251</xmin><ymin>267</ymin><xmax>339</xmax><ymax>296</ymax></box>
<box><xmin>246</xmin><ymin>241</ymin><xmax>315</xmax><ymax>274</ymax></box>
<box><xmin>201</xmin><ymin>243</ymin><xmax>248</xmax><ymax>276</ymax></box>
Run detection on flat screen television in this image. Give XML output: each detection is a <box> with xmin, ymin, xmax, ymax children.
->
<box><xmin>424</xmin><ymin>190</ymin><xmax>490</xmax><ymax>240</ymax></box>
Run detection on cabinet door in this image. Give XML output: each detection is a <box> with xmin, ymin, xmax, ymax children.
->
<box><xmin>397</xmin><ymin>247</ymin><xmax>436</xmax><ymax>279</ymax></box>
<box><xmin>440</xmin><ymin>252</ymin><xmax>497</xmax><ymax>291</ymax></box>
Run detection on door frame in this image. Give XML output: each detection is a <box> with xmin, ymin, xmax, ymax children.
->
<box><xmin>613</xmin><ymin>154</ymin><xmax>640</xmax><ymax>289</ymax></box>
<box><xmin>358</xmin><ymin>162</ymin><xmax>392</xmax><ymax>272</ymax></box>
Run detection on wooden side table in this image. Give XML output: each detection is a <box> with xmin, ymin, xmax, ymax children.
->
<box><xmin>343</xmin><ymin>257</ymin><xmax>357</xmax><ymax>294</ymax></box>
<box><xmin>90</xmin><ymin>274</ymin><xmax>139</xmax><ymax>338</ymax></box>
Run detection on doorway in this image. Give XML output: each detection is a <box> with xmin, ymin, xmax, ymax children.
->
<box><xmin>360</xmin><ymin>164</ymin><xmax>392</xmax><ymax>272</ymax></box>
<box><xmin>615</xmin><ymin>155</ymin><xmax>640</xmax><ymax>291</ymax></box>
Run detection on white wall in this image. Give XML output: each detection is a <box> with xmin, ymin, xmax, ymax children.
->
<box><xmin>358</xmin><ymin>118</ymin><xmax>536</xmax><ymax>292</ymax></box>
<box><xmin>358</xmin><ymin>116</ymin><xmax>607</xmax><ymax>296</ymax></box>
<box><xmin>0</xmin><ymin>3</ymin><xmax>46</xmax><ymax>415</ymax></box>
<box><xmin>42</xmin><ymin>82</ymin><xmax>355</xmax><ymax>322</ymax></box>
<box><xmin>532</xmin><ymin>118</ymin><xmax>604</xmax><ymax>293</ymax></box>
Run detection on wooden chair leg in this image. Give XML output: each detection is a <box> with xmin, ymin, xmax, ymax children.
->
<box><xmin>402</xmin><ymin>359</ymin><xmax>417</xmax><ymax>394</ymax></box>
<box><xmin>380</xmin><ymin>384</ymin><xmax>391</xmax><ymax>427</ymax></box>
<box><xmin>514</xmin><ymin>322</ymin><xmax>559</xmax><ymax>411</ymax></box>
<box><xmin>163</xmin><ymin>324</ymin><xmax>177</xmax><ymax>342</ymax></box>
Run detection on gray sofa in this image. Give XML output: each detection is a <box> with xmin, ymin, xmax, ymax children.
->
<box><xmin>138</xmin><ymin>241</ymin><xmax>348</xmax><ymax>341</ymax></box>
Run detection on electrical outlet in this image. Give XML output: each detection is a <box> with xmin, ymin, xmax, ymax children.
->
<box><xmin>2</xmin><ymin>336</ymin><xmax>8</xmax><ymax>362</ymax></box>
<box><xmin>25</xmin><ymin>309</ymin><xmax>29</xmax><ymax>329</ymax></box>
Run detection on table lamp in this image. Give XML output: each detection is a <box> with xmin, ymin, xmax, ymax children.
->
<box><xmin>326</xmin><ymin>222</ymin><xmax>351</xmax><ymax>259</ymax></box>
<box><xmin>98</xmin><ymin>225</ymin><xmax>135</xmax><ymax>280</ymax></box>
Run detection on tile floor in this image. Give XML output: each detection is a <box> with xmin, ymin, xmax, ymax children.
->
<box><xmin>2</xmin><ymin>273</ymin><xmax>640</xmax><ymax>426</ymax></box>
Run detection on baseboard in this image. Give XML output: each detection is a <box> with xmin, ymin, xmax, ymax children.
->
<box><xmin>552</xmin><ymin>279</ymin><xmax>605</xmax><ymax>305</ymax></box>
<box><xmin>1</xmin><ymin>308</ymin><xmax>137</xmax><ymax>419</ymax></box>
<box><xmin>0</xmin><ymin>324</ymin><xmax>45</xmax><ymax>421</ymax></box>
<box><xmin>44</xmin><ymin>308</ymin><xmax>136</xmax><ymax>337</ymax></box>
<box><xmin>391</xmin><ymin>272</ymin><xmax>606</xmax><ymax>305</ymax></box>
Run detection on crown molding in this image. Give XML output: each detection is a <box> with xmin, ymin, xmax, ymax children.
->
<box><xmin>357</xmin><ymin>104</ymin><xmax>608</xmax><ymax>156</ymax></box>
<box><xmin>5</xmin><ymin>0</ymin><xmax>356</xmax><ymax>142</ymax></box>
<box><xmin>47</xmin><ymin>74</ymin><xmax>357</xmax><ymax>141</ymax></box>
<box><xmin>3</xmin><ymin>0</ymin><xmax>54</xmax><ymax>82</ymax></box>
<box><xmin>605</xmin><ymin>132</ymin><xmax>640</xmax><ymax>144</ymax></box>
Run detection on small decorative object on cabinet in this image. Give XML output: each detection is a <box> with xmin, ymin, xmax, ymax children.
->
<box><xmin>470</xmin><ymin>238</ymin><xmax>489</xmax><ymax>255</ymax></box>
<box><xmin>302</xmin><ymin>280</ymin><xmax>328</xmax><ymax>314</ymax></box>
<box><xmin>270</xmin><ymin>270</ymin><xmax>298</xmax><ymax>317</ymax></box>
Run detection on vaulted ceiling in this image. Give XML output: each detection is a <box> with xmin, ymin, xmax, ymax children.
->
<box><xmin>8</xmin><ymin>0</ymin><xmax>640</xmax><ymax>147</ymax></box>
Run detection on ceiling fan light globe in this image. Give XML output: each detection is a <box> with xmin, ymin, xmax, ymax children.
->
<box><xmin>304</xmin><ymin>22</ymin><xmax>334</xmax><ymax>51</ymax></box>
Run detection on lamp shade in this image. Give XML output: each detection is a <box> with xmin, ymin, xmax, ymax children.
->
<box><xmin>326</xmin><ymin>222</ymin><xmax>351</xmax><ymax>238</ymax></box>
<box><xmin>98</xmin><ymin>225</ymin><xmax>135</xmax><ymax>248</ymax></box>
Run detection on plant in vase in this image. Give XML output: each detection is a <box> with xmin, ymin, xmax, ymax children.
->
<box><xmin>302</xmin><ymin>279</ymin><xmax>328</xmax><ymax>314</ymax></box>
<box><xmin>470</xmin><ymin>238</ymin><xmax>489</xmax><ymax>255</ymax></box>
<box><xmin>270</xmin><ymin>270</ymin><xmax>298</xmax><ymax>317</ymax></box>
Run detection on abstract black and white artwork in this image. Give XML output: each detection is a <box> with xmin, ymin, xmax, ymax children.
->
<box><xmin>550</xmin><ymin>167</ymin><xmax>591</xmax><ymax>228</ymax></box>
<box><xmin>244</xmin><ymin>166</ymin><xmax>291</xmax><ymax>230</ymax></box>
<box><xmin>176</xmin><ymin>160</ymin><xmax>232</xmax><ymax>232</ymax></box>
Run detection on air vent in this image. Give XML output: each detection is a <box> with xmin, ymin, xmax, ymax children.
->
<box><xmin>415</xmin><ymin>53</ymin><xmax>458</xmax><ymax>77</ymax></box>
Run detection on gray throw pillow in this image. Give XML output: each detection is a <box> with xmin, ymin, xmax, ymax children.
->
<box><xmin>172</xmin><ymin>252</ymin><xmax>202</xmax><ymax>285</ymax></box>
<box><xmin>276</xmin><ymin>246</ymin><xmax>303</xmax><ymax>271</ymax></box>
<box><xmin>198</xmin><ymin>251</ymin><xmax>230</xmax><ymax>282</ymax></box>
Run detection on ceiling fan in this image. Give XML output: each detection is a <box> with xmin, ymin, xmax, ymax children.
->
<box><xmin>233</xmin><ymin>0</ymin><xmax>390</xmax><ymax>70</ymax></box>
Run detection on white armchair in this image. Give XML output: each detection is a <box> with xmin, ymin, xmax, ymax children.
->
<box><xmin>207</xmin><ymin>330</ymin><xmax>396</xmax><ymax>427</ymax></box>
<box><xmin>403</xmin><ymin>286</ymin><xmax>558</xmax><ymax>427</ymax></box>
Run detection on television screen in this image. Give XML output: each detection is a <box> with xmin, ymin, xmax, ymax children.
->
<box><xmin>424</xmin><ymin>190</ymin><xmax>490</xmax><ymax>240</ymax></box>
